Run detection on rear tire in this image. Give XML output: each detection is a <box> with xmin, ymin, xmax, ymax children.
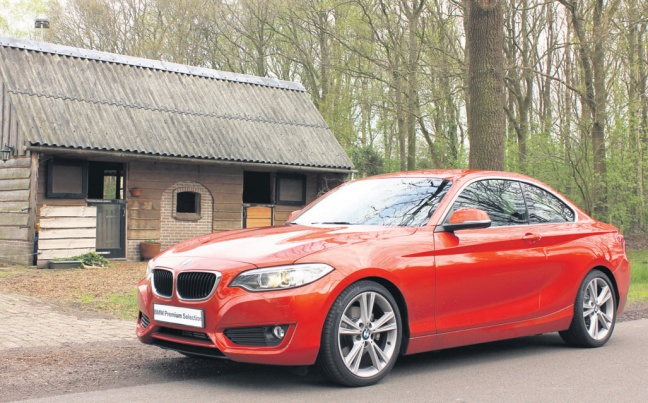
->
<box><xmin>317</xmin><ymin>281</ymin><xmax>402</xmax><ymax>387</ymax></box>
<box><xmin>560</xmin><ymin>270</ymin><xmax>617</xmax><ymax>348</ymax></box>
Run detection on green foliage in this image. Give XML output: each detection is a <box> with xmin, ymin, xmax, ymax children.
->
<box><xmin>51</xmin><ymin>252</ymin><xmax>112</xmax><ymax>268</ymax></box>
<box><xmin>629</xmin><ymin>284</ymin><xmax>648</xmax><ymax>302</ymax></box>
<box><xmin>350</xmin><ymin>145</ymin><xmax>385</xmax><ymax>177</ymax></box>
<box><xmin>628</xmin><ymin>249</ymin><xmax>648</xmax><ymax>302</ymax></box>
<box><xmin>383</xmin><ymin>158</ymin><xmax>402</xmax><ymax>174</ymax></box>
<box><xmin>628</xmin><ymin>249</ymin><xmax>648</xmax><ymax>284</ymax></box>
<box><xmin>0</xmin><ymin>0</ymin><xmax>47</xmax><ymax>38</ymax></box>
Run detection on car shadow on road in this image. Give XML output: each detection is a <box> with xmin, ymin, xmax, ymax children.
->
<box><xmin>139</xmin><ymin>332</ymin><xmax>569</xmax><ymax>390</ymax></box>
<box><xmin>393</xmin><ymin>332</ymin><xmax>567</xmax><ymax>376</ymax></box>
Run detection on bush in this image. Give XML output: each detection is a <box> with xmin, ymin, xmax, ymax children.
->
<box><xmin>51</xmin><ymin>252</ymin><xmax>112</xmax><ymax>268</ymax></box>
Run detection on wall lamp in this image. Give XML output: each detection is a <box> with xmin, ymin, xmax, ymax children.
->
<box><xmin>1</xmin><ymin>144</ymin><xmax>15</xmax><ymax>162</ymax></box>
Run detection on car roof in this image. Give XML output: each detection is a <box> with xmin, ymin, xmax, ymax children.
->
<box><xmin>368</xmin><ymin>169</ymin><xmax>537</xmax><ymax>183</ymax></box>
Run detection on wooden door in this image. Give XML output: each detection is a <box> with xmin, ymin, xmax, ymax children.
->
<box><xmin>244</xmin><ymin>204</ymin><xmax>273</xmax><ymax>228</ymax></box>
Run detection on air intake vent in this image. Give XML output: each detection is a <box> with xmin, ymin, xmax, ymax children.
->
<box><xmin>159</xmin><ymin>327</ymin><xmax>212</xmax><ymax>342</ymax></box>
<box><xmin>177</xmin><ymin>271</ymin><xmax>220</xmax><ymax>300</ymax></box>
<box><xmin>140</xmin><ymin>312</ymin><xmax>150</xmax><ymax>329</ymax></box>
<box><xmin>224</xmin><ymin>326</ymin><xmax>287</xmax><ymax>347</ymax></box>
<box><xmin>153</xmin><ymin>269</ymin><xmax>173</xmax><ymax>298</ymax></box>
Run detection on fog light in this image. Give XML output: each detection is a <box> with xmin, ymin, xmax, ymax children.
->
<box><xmin>273</xmin><ymin>325</ymin><xmax>286</xmax><ymax>339</ymax></box>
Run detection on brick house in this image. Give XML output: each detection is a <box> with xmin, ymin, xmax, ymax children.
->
<box><xmin>0</xmin><ymin>37</ymin><xmax>353</xmax><ymax>266</ymax></box>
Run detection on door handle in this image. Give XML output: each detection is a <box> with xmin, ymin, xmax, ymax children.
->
<box><xmin>523</xmin><ymin>233</ymin><xmax>542</xmax><ymax>243</ymax></box>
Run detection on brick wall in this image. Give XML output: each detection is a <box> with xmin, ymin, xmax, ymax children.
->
<box><xmin>159</xmin><ymin>181</ymin><xmax>213</xmax><ymax>251</ymax></box>
<box><xmin>127</xmin><ymin>161</ymin><xmax>242</xmax><ymax>260</ymax></box>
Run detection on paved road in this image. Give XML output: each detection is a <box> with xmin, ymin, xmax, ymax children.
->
<box><xmin>13</xmin><ymin>313</ymin><xmax>648</xmax><ymax>403</ymax></box>
<box><xmin>0</xmin><ymin>294</ymin><xmax>133</xmax><ymax>350</ymax></box>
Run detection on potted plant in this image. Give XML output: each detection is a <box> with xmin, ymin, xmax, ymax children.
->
<box><xmin>140</xmin><ymin>240</ymin><xmax>161</xmax><ymax>260</ymax></box>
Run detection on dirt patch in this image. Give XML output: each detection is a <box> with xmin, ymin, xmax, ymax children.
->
<box><xmin>618</xmin><ymin>300</ymin><xmax>648</xmax><ymax>322</ymax></box>
<box><xmin>0</xmin><ymin>261</ymin><xmax>146</xmax><ymax>319</ymax></box>
<box><xmin>625</xmin><ymin>233</ymin><xmax>648</xmax><ymax>250</ymax></box>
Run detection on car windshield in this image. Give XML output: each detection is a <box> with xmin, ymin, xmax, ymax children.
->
<box><xmin>293</xmin><ymin>177</ymin><xmax>451</xmax><ymax>227</ymax></box>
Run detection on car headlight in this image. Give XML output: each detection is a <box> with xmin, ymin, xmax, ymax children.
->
<box><xmin>146</xmin><ymin>259</ymin><xmax>155</xmax><ymax>281</ymax></box>
<box><xmin>230</xmin><ymin>263</ymin><xmax>334</xmax><ymax>291</ymax></box>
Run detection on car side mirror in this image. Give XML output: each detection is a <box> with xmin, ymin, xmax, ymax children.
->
<box><xmin>437</xmin><ymin>208</ymin><xmax>492</xmax><ymax>233</ymax></box>
<box><xmin>286</xmin><ymin>209</ymin><xmax>303</xmax><ymax>223</ymax></box>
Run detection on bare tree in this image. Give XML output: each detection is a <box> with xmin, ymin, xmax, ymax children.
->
<box><xmin>558</xmin><ymin>0</ymin><xmax>619</xmax><ymax>217</ymax></box>
<box><xmin>465</xmin><ymin>0</ymin><xmax>506</xmax><ymax>170</ymax></box>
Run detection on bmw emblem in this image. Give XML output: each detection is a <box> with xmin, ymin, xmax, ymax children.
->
<box><xmin>181</xmin><ymin>259</ymin><xmax>193</xmax><ymax>267</ymax></box>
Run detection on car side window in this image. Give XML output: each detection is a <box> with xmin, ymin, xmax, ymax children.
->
<box><xmin>447</xmin><ymin>179</ymin><xmax>527</xmax><ymax>227</ymax></box>
<box><xmin>522</xmin><ymin>183</ymin><xmax>575</xmax><ymax>223</ymax></box>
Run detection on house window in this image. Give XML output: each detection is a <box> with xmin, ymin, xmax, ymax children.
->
<box><xmin>243</xmin><ymin>171</ymin><xmax>272</xmax><ymax>204</ymax></box>
<box><xmin>172</xmin><ymin>190</ymin><xmax>201</xmax><ymax>221</ymax></box>
<box><xmin>88</xmin><ymin>162</ymin><xmax>124</xmax><ymax>200</ymax></box>
<box><xmin>47</xmin><ymin>158</ymin><xmax>88</xmax><ymax>198</ymax></box>
<box><xmin>177</xmin><ymin>191</ymin><xmax>200</xmax><ymax>213</ymax></box>
<box><xmin>276</xmin><ymin>173</ymin><xmax>306</xmax><ymax>205</ymax></box>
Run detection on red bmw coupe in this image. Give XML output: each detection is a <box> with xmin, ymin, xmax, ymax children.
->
<box><xmin>137</xmin><ymin>170</ymin><xmax>630</xmax><ymax>386</ymax></box>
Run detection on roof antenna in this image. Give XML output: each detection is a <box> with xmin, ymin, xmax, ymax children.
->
<box><xmin>34</xmin><ymin>15</ymin><xmax>50</xmax><ymax>42</ymax></box>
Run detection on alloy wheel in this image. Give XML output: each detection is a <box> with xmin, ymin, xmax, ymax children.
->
<box><xmin>337</xmin><ymin>291</ymin><xmax>399</xmax><ymax>378</ymax></box>
<box><xmin>582</xmin><ymin>277</ymin><xmax>615</xmax><ymax>341</ymax></box>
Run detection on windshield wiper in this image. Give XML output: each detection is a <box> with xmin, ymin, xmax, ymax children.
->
<box><xmin>310</xmin><ymin>221</ymin><xmax>353</xmax><ymax>225</ymax></box>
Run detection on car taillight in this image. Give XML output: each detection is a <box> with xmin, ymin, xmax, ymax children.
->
<box><xmin>616</xmin><ymin>234</ymin><xmax>626</xmax><ymax>251</ymax></box>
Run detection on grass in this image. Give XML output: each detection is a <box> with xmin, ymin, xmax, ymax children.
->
<box><xmin>78</xmin><ymin>290</ymin><xmax>139</xmax><ymax>319</ymax></box>
<box><xmin>103</xmin><ymin>290</ymin><xmax>139</xmax><ymax>319</ymax></box>
<box><xmin>628</xmin><ymin>249</ymin><xmax>648</xmax><ymax>302</ymax></box>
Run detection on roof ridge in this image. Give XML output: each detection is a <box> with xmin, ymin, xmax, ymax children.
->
<box><xmin>8</xmin><ymin>88</ymin><xmax>329</xmax><ymax>129</ymax></box>
<box><xmin>0</xmin><ymin>36</ymin><xmax>306</xmax><ymax>92</ymax></box>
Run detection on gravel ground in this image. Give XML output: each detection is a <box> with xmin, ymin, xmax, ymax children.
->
<box><xmin>0</xmin><ymin>261</ymin><xmax>647</xmax><ymax>402</ymax></box>
<box><xmin>618</xmin><ymin>300</ymin><xmax>648</xmax><ymax>322</ymax></box>
<box><xmin>0</xmin><ymin>340</ymin><xmax>258</xmax><ymax>402</ymax></box>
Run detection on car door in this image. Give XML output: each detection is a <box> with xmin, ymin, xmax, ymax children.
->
<box><xmin>519</xmin><ymin>182</ymin><xmax>583</xmax><ymax>316</ymax></box>
<box><xmin>434</xmin><ymin>179</ymin><xmax>547</xmax><ymax>333</ymax></box>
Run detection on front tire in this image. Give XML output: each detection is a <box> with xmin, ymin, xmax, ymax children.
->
<box><xmin>560</xmin><ymin>270</ymin><xmax>617</xmax><ymax>348</ymax></box>
<box><xmin>317</xmin><ymin>281</ymin><xmax>402</xmax><ymax>387</ymax></box>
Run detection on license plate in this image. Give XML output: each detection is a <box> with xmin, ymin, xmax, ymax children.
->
<box><xmin>153</xmin><ymin>304</ymin><xmax>204</xmax><ymax>328</ymax></box>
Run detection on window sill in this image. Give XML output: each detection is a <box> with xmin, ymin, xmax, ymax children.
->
<box><xmin>173</xmin><ymin>212</ymin><xmax>202</xmax><ymax>221</ymax></box>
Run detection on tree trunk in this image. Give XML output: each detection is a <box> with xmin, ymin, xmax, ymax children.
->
<box><xmin>465</xmin><ymin>0</ymin><xmax>506</xmax><ymax>171</ymax></box>
<box><xmin>542</xmin><ymin>2</ymin><xmax>555</xmax><ymax>135</ymax></box>
<box><xmin>627</xmin><ymin>0</ymin><xmax>646</xmax><ymax>228</ymax></box>
<box><xmin>560</xmin><ymin>0</ymin><xmax>611</xmax><ymax>218</ymax></box>
<box><xmin>393</xmin><ymin>68</ymin><xmax>407</xmax><ymax>171</ymax></box>
<box><xmin>591</xmin><ymin>0</ymin><xmax>607</xmax><ymax>205</ymax></box>
<box><xmin>403</xmin><ymin>0</ymin><xmax>424</xmax><ymax>171</ymax></box>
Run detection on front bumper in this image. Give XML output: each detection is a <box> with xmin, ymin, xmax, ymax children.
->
<box><xmin>136</xmin><ymin>268</ymin><xmax>342</xmax><ymax>366</ymax></box>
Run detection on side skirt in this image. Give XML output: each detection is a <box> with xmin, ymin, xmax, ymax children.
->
<box><xmin>405</xmin><ymin>306</ymin><xmax>573</xmax><ymax>355</ymax></box>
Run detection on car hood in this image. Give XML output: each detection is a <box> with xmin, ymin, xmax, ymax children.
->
<box><xmin>155</xmin><ymin>224</ymin><xmax>417</xmax><ymax>269</ymax></box>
